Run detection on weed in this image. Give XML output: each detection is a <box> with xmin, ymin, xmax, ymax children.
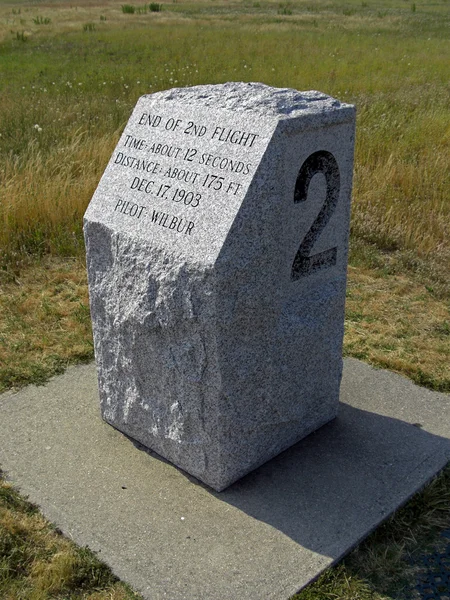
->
<box><xmin>32</xmin><ymin>16</ymin><xmax>51</xmax><ymax>25</ymax></box>
<box><xmin>15</xmin><ymin>30</ymin><xmax>27</xmax><ymax>41</ymax></box>
<box><xmin>121</xmin><ymin>4</ymin><xmax>136</xmax><ymax>13</ymax></box>
<box><xmin>149</xmin><ymin>3</ymin><xmax>163</xmax><ymax>11</ymax></box>
<box><xmin>83</xmin><ymin>22</ymin><xmax>96</xmax><ymax>32</ymax></box>
<box><xmin>100</xmin><ymin>14</ymin><xmax>107</xmax><ymax>21</ymax></box>
<box><xmin>277</xmin><ymin>3</ymin><xmax>292</xmax><ymax>14</ymax></box>
<box><xmin>411</xmin><ymin>2</ymin><xmax>416</xmax><ymax>10</ymax></box>
<box><xmin>433</xmin><ymin>321</ymin><xmax>450</xmax><ymax>337</ymax></box>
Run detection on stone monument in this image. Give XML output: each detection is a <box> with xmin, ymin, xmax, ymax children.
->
<box><xmin>84</xmin><ymin>82</ymin><xmax>356</xmax><ymax>491</ymax></box>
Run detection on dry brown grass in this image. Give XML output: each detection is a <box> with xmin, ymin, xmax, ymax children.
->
<box><xmin>1</xmin><ymin>130</ymin><xmax>118</xmax><ymax>268</ymax></box>
<box><xmin>345</xmin><ymin>265</ymin><xmax>450</xmax><ymax>391</ymax></box>
<box><xmin>1</xmin><ymin>255</ymin><xmax>448</xmax><ymax>394</ymax></box>
<box><xmin>0</xmin><ymin>476</ymin><xmax>141</xmax><ymax>599</ymax></box>
<box><xmin>353</xmin><ymin>100</ymin><xmax>450</xmax><ymax>260</ymax></box>
<box><xmin>0</xmin><ymin>257</ymin><xmax>93</xmax><ymax>392</ymax></box>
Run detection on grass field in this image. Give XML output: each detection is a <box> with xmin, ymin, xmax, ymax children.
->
<box><xmin>0</xmin><ymin>0</ymin><xmax>449</xmax><ymax>597</ymax></box>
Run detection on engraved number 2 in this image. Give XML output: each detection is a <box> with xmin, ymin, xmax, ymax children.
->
<box><xmin>291</xmin><ymin>150</ymin><xmax>340</xmax><ymax>281</ymax></box>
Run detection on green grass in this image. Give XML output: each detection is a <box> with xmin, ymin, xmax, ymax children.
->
<box><xmin>0</xmin><ymin>9</ymin><xmax>448</xmax><ymax>292</ymax></box>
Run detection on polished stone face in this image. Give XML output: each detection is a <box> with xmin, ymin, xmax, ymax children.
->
<box><xmin>84</xmin><ymin>82</ymin><xmax>356</xmax><ymax>491</ymax></box>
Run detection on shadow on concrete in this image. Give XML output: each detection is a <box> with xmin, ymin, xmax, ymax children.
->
<box><xmin>132</xmin><ymin>402</ymin><xmax>450</xmax><ymax>556</ymax></box>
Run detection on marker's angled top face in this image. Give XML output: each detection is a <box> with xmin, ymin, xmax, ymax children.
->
<box><xmin>84</xmin><ymin>83</ymin><xmax>355</xmax><ymax>265</ymax></box>
<box><xmin>143</xmin><ymin>81</ymin><xmax>352</xmax><ymax>119</ymax></box>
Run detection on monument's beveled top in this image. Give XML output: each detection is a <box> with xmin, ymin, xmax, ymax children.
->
<box><xmin>146</xmin><ymin>81</ymin><xmax>352</xmax><ymax>119</ymax></box>
<box><xmin>84</xmin><ymin>83</ymin><xmax>354</xmax><ymax>264</ymax></box>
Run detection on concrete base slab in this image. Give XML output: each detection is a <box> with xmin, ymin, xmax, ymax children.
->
<box><xmin>1</xmin><ymin>358</ymin><xmax>449</xmax><ymax>600</ymax></box>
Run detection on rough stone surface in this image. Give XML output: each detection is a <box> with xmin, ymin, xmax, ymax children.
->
<box><xmin>84</xmin><ymin>82</ymin><xmax>356</xmax><ymax>491</ymax></box>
